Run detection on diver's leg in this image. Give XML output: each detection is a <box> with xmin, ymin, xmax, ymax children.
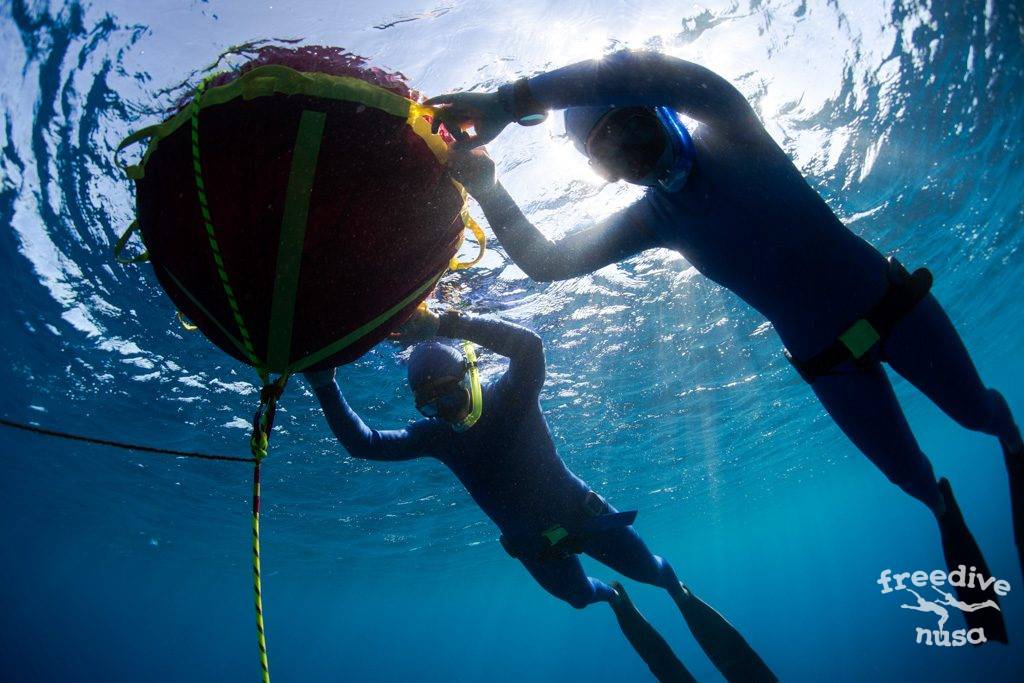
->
<box><xmin>883</xmin><ymin>294</ymin><xmax>1024</xmax><ymax>580</ymax></box>
<box><xmin>581</xmin><ymin>524</ymin><xmax>678</xmax><ymax>591</ymax></box>
<box><xmin>584</xmin><ymin>528</ymin><xmax>777</xmax><ymax>683</ymax></box>
<box><xmin>517</xmin><ymin>554</ymin><xmax>614</xmax><ymax>608</ymax></box>
<box><xmin>883</xmin><ymin>294</ymin><xmax>1021</xmax><ymax>450</ymax></box>
<box><xmin>810</xmin><ymin>361</ymin><xmax>943</xmax><ymax>511</ymax></box>
<box><xmin>812</xmin><ymin>366</ymin><xmax>1007</xmax><ymax>640</ymax></box>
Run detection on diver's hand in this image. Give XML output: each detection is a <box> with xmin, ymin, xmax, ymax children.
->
<box><xmin>424</xmin><ymin>91</ymin><xmax>511</xmax><ymax>150</ymax></box>
<box><xmin>448</xmin><ymin>148</ymin><xmax>496</xmax><ymax>198</ymax></box>
<box><xmin>304</xmin><ymin>367</ymin><xmax>336</xmax><ymax>390</ymax></box>
<box><xmin>392</xmin><ymin>303</ymin><xmax>440</xmax><ymax>343</ymax></box>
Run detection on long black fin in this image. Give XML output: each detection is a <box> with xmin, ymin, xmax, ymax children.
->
<box><xmin>672</xmin><ymin>584</ymin><xmax>778</xmax><ymax>683</ymax></box>
<box><xmin>1004</xmin><ymin>447</ymin><xmax>1024</xmax><ymax>582</ymax></box>
<box><xmin>937</xmin><ymin>478</ymin><xmax>1009</xmax><ymax>644</ymax></box>
<box><xmin>609</xmin><ymin>582</ymin><xmax>695</xmax><ymax>683</ymax></box>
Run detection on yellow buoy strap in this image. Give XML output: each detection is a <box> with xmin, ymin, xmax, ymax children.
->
<box><xmin>449</xmin><ymin>211</ymin><xmax>487</xmax><ymax>271</ymax></box>
<box><xmin>405</xmin><ymin>105</ymin><xmax>449</xmax><ymax>165</ymax></box>
<box><xmin>116</xmin><ymin>65</ymin><xmax>422</xmax><ymax>180</ymax></box>
<box><xmin>112</xmin><ymin>219</ymin><xmax>149</xmax><ymax>263</ymax></box>
<box><xmin>176</xmin><ymin>311</ymin><xmax>199</xmax><ymax>332</ymax></box>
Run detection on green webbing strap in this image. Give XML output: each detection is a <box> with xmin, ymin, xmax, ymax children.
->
<box><xmin>114</xmin><ymin>124</ymin><xmax>160</xmax><ymax>160</ymax></box>
<box><xmin>113</xmin><ymin>220</ymin><xmax>149</xmax><ymax>264</ymax></box>
<box><xmin>160</xmin><ymin>265</ymin><xmax>252</xmax><ymax>360</ymax></box>
<box><xmin>266</xmin><ymin>110</ymin><xmax>327</xmax><ymax>371</ymax></box>
<box><xmin>191</xmin><ymin>76</ymin><xmax>262</xmax><ymax>370</ymax></box>
<box><xmin>286</xmin><ymin>269</ymin><xmax>445</xmax><ymax>374</ymax></box>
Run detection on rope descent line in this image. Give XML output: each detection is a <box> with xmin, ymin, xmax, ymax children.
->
<box><xmin>247</xmin><ymin>375</ymin><xmax>287</xmax><ymax>683</ymax></box>
<box><xmin>191</xmin><ymin>74</ymin><xmax>280</xmax><ymax>683</ymax></box>
<box><xmin>0</xmin><ymin>417</ymin><xmax>255</xmax><ymax>463</ymax></box>
<box><xmin>252</xmin><ymin>458</ymin><xmax>269</xmax><ymax>680</ymax></box>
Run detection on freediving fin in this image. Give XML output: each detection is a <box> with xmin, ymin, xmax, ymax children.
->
<box><xmin>1005</xmin><ymin>446</ymin><xmax>1024</xmax><ymax>581</ymax></box>
<box><xmin>671</xmin><ymin>584</ymin><xmax>778</xmax><ymax>683</ymax></box>
<box><xmin>937</xmin><ymin>478</ymin><xmax>1009</xmax><ymax>644</ymax></box>
<box><xmin>608</xmin><ymin>582</ymin><xmax>695</xmax><ymax>683</ymax></box>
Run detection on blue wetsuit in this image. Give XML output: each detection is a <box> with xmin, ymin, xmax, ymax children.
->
<box><xmin>469</xmin><ymin>51</ymin><xmax>1020</xmax><ymax>509</ymax></box>
<box><xmin>312</xmin><ymin>312</ymin><xmax>679</xmax><ymax>608</ymax></box>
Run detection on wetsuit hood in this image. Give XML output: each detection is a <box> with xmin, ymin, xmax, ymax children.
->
<box><xmin>565</xmin><ymin>105</ymin><xmax>696</xmax><ymax>192</ymax></box>
<box><xmin>408</xmin><ymin>341</ymin><xmax>483</xmax><ymax>431</ymax></box>
<box><xmin>407</xmin><ymin>341</ymin><xmax>465</xmax><ymax>390</ymax></box>
<box><xmin>564</xmin><ymin>105</ymin><xmax>616</xmax><ymax>153</ymax></box>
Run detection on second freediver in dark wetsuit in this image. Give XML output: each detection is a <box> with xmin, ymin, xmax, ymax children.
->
<box><xmin>306</xmin><ymin>307</ymin><xmax>776</xmax><ymax>683</ymax></box>
<box><xmin>425</xmin><ymin>49</ymin><xmax>1024</xmax><ymax>642</ymax></box>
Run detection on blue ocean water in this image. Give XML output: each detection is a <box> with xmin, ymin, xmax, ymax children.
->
<box><xmin>2</xmin><ymin>0</ymin><xmax>1023</xmax><ymax>680</ymax></box>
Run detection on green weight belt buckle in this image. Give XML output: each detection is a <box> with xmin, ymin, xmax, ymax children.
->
<box><xmin>839</xmin><ymin>319</ymin><xmax>881</xmax><ymax>359</ymax></box>
<box><xmin>542</xmin><ymin>525</ymin><xmax>569</xmax><ymax>546</ymax></box>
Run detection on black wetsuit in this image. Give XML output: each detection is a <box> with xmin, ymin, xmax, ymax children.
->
<box><xmin>469</xmin><ymin>50</ymin><xmax>1019</xmax><ymax>508</ymax></box>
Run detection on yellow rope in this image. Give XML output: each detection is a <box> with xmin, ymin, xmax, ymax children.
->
<box><xmin>248</xmin><ymin>375</ymin><xmax>285</xmax><ymax>683</ymax></box>
<box><xmin>252</xmin><ymin>462</ymin><xmax>270</xmax><ymax>683</ymax></box>
<box><xmin>191</xmin><ymin>75</ymin><xmax>262</xmax><ymax>370</ymax></box>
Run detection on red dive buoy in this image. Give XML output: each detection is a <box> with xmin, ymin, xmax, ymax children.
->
<box><xmin>116</xmin><ymin>46</ymin><xmax>480</xmax><ymax>374</ymax></box>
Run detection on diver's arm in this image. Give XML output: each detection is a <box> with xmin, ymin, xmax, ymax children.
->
<box><xmin>439</xmin><ymin>311</ymin><xmax>545</xmax><ymax>396</ymax></box>
<box><xmin>309</xmin><ymin>376</ymin><xmax>427</xmax><ymax>462</ymax></box>
<box><xmin>471</xmin><ymin>182</ymin><xmax>661</xmax><ymax>282</ymax></box>
<box><xmin>450</xmin><ymin>149</ymin><xmax>661</xmax><ymax>281</ymax></box>
<box><xmin>527</xmin><ymin>50</ymin><xmax>757</xmax><ymax>130</ymax></box>
<box><xmin>427</xmin><ymin>51</ymin><xmax>757</xmax><ymax>148</ymax></box>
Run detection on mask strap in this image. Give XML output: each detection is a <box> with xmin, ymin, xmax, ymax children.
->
<box><xmin>583</xmin><ymin>109</ymin><xmax>620</xmax><ymax>159</ymax></box>
<box><xmin>653</xmin><ymin>107</ymin><xmax>695</xmax><ymax>192</ymax></box>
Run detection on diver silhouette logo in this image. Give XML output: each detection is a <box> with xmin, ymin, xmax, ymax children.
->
<box><xmin>878</xmin><ymin>567</ymin><xmax>1011</xmax><ymax>646</ymax></box>
<box><xmin>899</xmin><ymin>588</ymin><xmax>1000</xmax><ymax>641</ymax></box>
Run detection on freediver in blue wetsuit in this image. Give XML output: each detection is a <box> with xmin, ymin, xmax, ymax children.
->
<box><xmin>425</xmin><ymin>50</ymin><xmax>1024</xmax><ymax>641</ymax></box>
<box><xmin>306</xmin><ymin>308</ymin><xmax>776</xmax><ymax>682</ymax></box>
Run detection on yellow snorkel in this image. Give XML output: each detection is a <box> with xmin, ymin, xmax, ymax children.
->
<box><xmin>453</xmin><ymin>340</ymin><xmax>483</xmax><ymax>432</ymax></box>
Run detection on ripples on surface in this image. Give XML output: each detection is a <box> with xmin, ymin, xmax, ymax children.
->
<box><xmin>1</xmin><ymin>0</ymin><xmax>1022</xmax><ymax>574</ymax></box>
